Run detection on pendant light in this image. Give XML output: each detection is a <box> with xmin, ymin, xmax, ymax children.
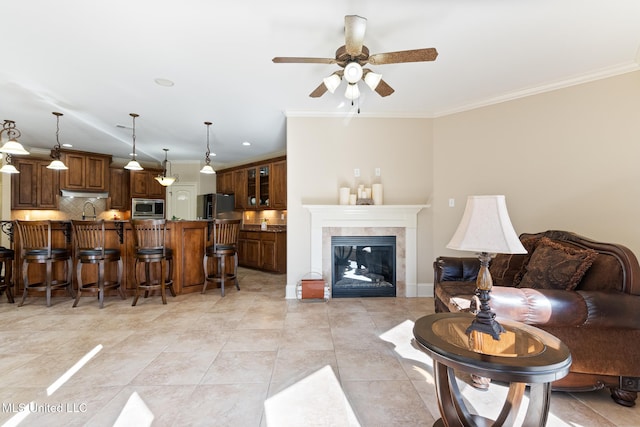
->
<box><xmin>200</xmin><ymin>121</ymin><xmax>215</xmax><ymax>174</ymax></box>
<box><xmin>154</xmin><ymin>148</ymin><xmax>177</xmax><ymax>186</ymax></box>
<box><xmin>0</xmin><ymin>154</ymin><xmax>19</xmax><ymax>174</ymax></box>
<box><xmin>47</xmin><ymin>112</ymin><xmax>69</xmax><ymax>170</ymax></box>
<box><xmin>124</xmin><ymin>113</ymin><xmax>143</xmax><ymax>171</ymax></box>
<box><xmin>0</xmin><ymin>120</ymin><xmax>29</xmax><ymax>155</ymax></box>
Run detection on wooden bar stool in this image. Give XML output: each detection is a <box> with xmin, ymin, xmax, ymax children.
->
<box><xmin>0</xmin><ymin>247</ymin><xmax>15</xmax><ymax>303</ymax></box>
<box><xmin>130</xmin><ymin>219</ymin><xmax>175</xmax><ymax>306</ymax></box>
<box><xmin>71</xmin><ymin>220</ymin><xmax>125</xmax><ymax>308</ymax></box>
<box><xmin>203</xmin><ymin>218</ymin><xmax>241</xmax><ymax>296</ymax></box>
<box><xmin>16</xmin><ymin>220</ymin><xmax>74</xmax><ymax>307</ymax></box>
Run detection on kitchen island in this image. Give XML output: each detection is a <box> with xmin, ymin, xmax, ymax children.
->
<box><xmin>11</xmin><ymin>220</ymin><xmax>216</xmax><ymax>299</ymax></box>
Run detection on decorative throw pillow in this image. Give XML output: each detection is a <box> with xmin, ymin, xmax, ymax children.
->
<box><xmin>512</xmin><ymin>236</ymin><xmax>541</xmax><ymax>286</ymax></box>
<box><xmin>489</xmin><ymin>254</ymin><xmax>512</xmax><ymax>282</ymax></box>
<box><xmin>517</xmin><ymin>237</ymin><xmax>598</xmax><ymax>291</ymax></box>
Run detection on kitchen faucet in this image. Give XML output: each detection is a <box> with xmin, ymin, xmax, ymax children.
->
<box><xmin>82</xmin><ymin>201</ymin><xmax>97</xmax><ymax>220</ymax></box>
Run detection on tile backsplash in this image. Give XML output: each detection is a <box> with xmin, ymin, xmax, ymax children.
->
<box><xmin>12</xmin><ymin>198</ymin><xmax>126</xmax><ymax>221</ymax></box>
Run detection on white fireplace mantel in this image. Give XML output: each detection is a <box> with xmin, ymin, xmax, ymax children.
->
<box><xmin>303</xmin><ymin>204</ymin><xmax>429</xmax><ymax>297</ymax></box>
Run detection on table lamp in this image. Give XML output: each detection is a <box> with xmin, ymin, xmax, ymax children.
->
<box><xmin>447</xmin><ymin>195</ymin><xmax>527</xmax><ymax>340</ymax></box>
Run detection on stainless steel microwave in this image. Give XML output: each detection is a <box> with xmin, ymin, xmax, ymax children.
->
<box><xmin>131</xmin><ymin>198</ymin><xmax>165</xmax><ymax>219</ymax></box>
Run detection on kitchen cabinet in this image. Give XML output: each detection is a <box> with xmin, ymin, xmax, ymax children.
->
<box><xmin>108</xmin><ymin>167</ymin><xmax>130</xmax><ymax>210</ymax></box>
<box><xmin>130</xmin><ymin>169</ymin><xmax>166</xmax><ymax>200</ymax></box>
<box><xmin>216</xmin><ymin>171</ymin><xmax>234</xmax><ymax>194</ymax></box>
<box><xmin>233</xmin><ymin>169</ymin><xmax>247</xmax><ymax>209</ymax></box>
<box><xmin>60</xmin><ymin>150</ymin><xmax>111</xmax><ymax>192</ymax></box>
<box><xmin>246</xmin><ymin>165</ymin><xmax>270</xmax><ymax>209</ymax></box>
<box><xmin>11</xmin><ymin>157</ymin><xmax>59</xmax><ymax>209</ymax></box>
<box><xmin>217</xmin><ymin>156</ymin><xmax>285</xmax><ymax>210</ymax></box>
<box><xmin>238</xmin><ymin>229</ymin><xmax>286</xmax><ymax>273</ymax></box>
<box><xmin>270</xmin><ymin>160</ymin><xmax>286</xmax><ymax>209</ymax></box>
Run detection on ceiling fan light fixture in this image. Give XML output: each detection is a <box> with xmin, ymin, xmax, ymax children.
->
<box><xmin>364</xmin><ymin>71</ymin><xmax>382</xmax><ymax>90</ymax></box>
<box><xmin>47</xmin><ymin>112</ymin><xmax>69</xmax><ymax>170</ymax></box>
<box><xmin>345</xmin><ymin>83</ymin><xmax>360</xmax><ymax>100</ymax></box>
<box><xmin>344</xmin><ymin>62</ymin><xmax>363</xmax><ymax>84</ymax></box>
<box><xmin>323</xmin><ymin>73</ymin><xmax>342</xmax><ymax>93</ymax></box>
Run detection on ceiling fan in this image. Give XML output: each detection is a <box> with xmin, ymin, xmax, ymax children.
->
<box><xmin>272</xmin><ymin>15</ymin><xmax>438</xmax><ymax>99</ymax></box>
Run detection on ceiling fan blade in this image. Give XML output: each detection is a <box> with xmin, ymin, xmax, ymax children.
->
<box><xmin>309</xmin><ymin>82</ymin><xmax>328</xmax><ymax>98</ymax></box>
<box><xmin>374</xmin><ymin>79</ymin><xmax>395</xmax><ymax>97</ymax></box>
<box><xmin>368</xmin><ymin>48</ymin><xmax>438</xmax><ymax>65</ymax></box>
<box><xmin>272</xmin><ymin>57</ymin><xmax>337</xmax><ymax>64</ymax></box>
<box><xmin>344</xmin><ymin>15</ymin><xmax>367</xmax><ymax>57</ymax></box>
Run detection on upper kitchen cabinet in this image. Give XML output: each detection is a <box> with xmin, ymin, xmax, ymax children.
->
<box><xmin>216</xmin><ymin>171</ymin><xmax>234</xmax><ymax>194</ymax></box>
<box><xmin>217</xmin><ymin>156</ymin><xmax>286</xmax><ymax>210</ymax></box>
<box><xmin>60</xmin><ymin>150</ymin><xmax>111</xmax><ymax>192</ymax></box>
<box><xmin>270</xmin><ymin>160</ymin><xmax>286</xmax><ymax>209</ymax></box>
<box><xmin>11</xmin><ymin>157</ymin><xmax>60</xmax><ymax>209</ymax></box>
<box><xmin>130</xmin><ymin>169</ymin><xmax>166</xmax><ymax>200</ymax></box>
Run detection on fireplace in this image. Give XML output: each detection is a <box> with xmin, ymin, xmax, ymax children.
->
<box><xmin>332</xmin><ymin>235</ymin><xmax>396</xmax><ymax>298</ymax></box>
<box><xmin>300</xmin><ymin>204</ymin><xmax>428</xmax><ymax>299</ymax></box>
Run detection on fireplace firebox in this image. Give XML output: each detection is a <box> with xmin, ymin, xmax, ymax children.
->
<box><xmin>331</xmin><ymin>236</ymin><xmax>396</xmax><ymax>298</ymax></box>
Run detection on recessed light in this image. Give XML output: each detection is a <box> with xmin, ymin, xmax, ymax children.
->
<box><xmin>242</xmin><ymin>141</ymin><xmax>251</xmax><ymax>146</ymax></box>
<box><xmin>154</xmin><ymin>78</ymin><xmax>174</xmax><ymax>87</ymax></box>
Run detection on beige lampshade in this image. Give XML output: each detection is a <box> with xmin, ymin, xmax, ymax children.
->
<box><xmin>447</xmin><ymin>195</ymin><xmax>527</xmax><ymax>254</ymax></box>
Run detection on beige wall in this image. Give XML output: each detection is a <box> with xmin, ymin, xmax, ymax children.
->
<box><xmin>286</xmin><ymin>116</ymin><xmax>434</xmax><ymax>296</ymax></box>
<box><xmin>433</xmin><ymin>70</ymin><xmax>640</xmax><ymax>260</ymax></box>
<box><xmin>287</xmin><ymin>70</ymin><xmax>640</xmax><ymax>297</ymax></box>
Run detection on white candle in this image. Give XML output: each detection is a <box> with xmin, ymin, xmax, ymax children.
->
<box><xmin>349</xmin><ymin>194</ymin><xmax>357</xmax><ymax>205</ymax></box>
<box><xmin>372</xmin><ymin>183</ymin><xmax>383</xmax><ymax>205</ymax></box>
<box><xmin>339</xmin><ymin>187</ymin><xmax>350</xmax><ymax>205</ymax></box>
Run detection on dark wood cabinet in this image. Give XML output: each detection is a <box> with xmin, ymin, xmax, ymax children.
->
<box><xmin>271</xmin><ymin>160</ymin><xmax>287</xmax><ymax>209</ymax></box>
<box><xmin>216</xmin><ymin>171</ymin><xmax>234</xmax><ymax>194</ymax></box>
<box><xmin>11</xmin><ymin>157</ymin><xmax>59</xmax><ymax>209</ymax></box>
<box><xmin>130</xmin><ymin>169</ymin><xmax>166</xmax><ymax>200</ymax></box>
<box><xmin>108</xmin><ymin>168</ymin><xmax>130</xmax><ymax>210</ymax></box>
<box><xmin>60</xmin><ymin>150</ymin><xmax>110</xmax><ymax>192</ymax></box>
<box><xmin>238</xmin><ymin>230</ymin><xmax>286</xmax><ymax>273</ymax></box>
<box><xmin>233</xmin><ymin>169</ymin><xmax>247</xmax><ymax>209</ymax></box>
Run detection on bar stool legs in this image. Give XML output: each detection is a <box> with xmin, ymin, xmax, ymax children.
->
<box><xmin>0</xmin><ymin>249</ymin><xmax>14</xmax><ymax>304</ymax></box>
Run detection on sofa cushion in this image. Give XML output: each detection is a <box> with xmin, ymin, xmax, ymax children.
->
<box><xmin>512</xmin><ymin>236</ymin><xmax>542</xmax><ymax>286</ymax></box>
<box><xmin>517</xmin><ymin>237</ymin><xmax>598</xmax><ymax>291</ymax></box>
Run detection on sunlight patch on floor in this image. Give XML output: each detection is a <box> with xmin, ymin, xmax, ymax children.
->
<box><xmin>113</xmin><ymin>392</ymin><xmax>154</xmax><ymax>427</ymax></box>
<box><xmin>264</xmin><ymin>365</ymin><xmax>360</xmax><ymax>427</ymax></box>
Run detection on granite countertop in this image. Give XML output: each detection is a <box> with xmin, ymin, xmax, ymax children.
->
<box><xmin>241</xmin><ymin>224</ymin><xmax>287</xmax><ymax>232</ymax></box>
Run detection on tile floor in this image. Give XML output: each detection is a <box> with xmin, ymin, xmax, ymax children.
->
<box><xmin>0</xmin><ymin>268</ymin><xmax>638</xmax><ymax>426</ymax></box>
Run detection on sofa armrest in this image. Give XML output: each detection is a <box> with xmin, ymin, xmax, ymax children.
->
<box><xmin>489</xmin><ymin>287</ymin><xmax>640</xmax><ymax>329</ymax></box>
<box><xmin>434</xmin><ymin>256</ymin><xmax>480</xmax><ymax>284</ymax></box>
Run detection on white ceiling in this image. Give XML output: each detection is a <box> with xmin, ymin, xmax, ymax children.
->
<box><xmin>3</xmin><ymin>0</ymin><xmax>640</xmax><ymax>168</ymax></box>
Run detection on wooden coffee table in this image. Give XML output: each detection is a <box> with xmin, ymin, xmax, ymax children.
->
<box><xmin>413</xmin><ymin>312</ymin><xmax>571</xmax><ymax>427</ymax></box>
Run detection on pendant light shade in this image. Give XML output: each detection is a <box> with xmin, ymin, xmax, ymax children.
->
<box><xmin>364</xmin><ymin>70</ymin><xmax>382</xmax><ymax>90</ymax></box>
<box><xmin>200</xmin><ymin>121</ymin><xmax>216</xmax><ymax>174</ymax></box>
<box><xmin>47</xmin><ymin>112</ymin><xmax>69</xmax><ymax>170</ymax></box>
<box><xmin>0</xmin><ymin>120</ymin><xmax>29</xmax><ymax>155</ymax></box>
<box><xmin>124</xmin><ymin>113</ymin><xmax>144</xmax><ymax>171</ymax></box>
<box><xmin>0</xmin><ymin>154</ymin><xmax>19</xmax><ymax>174</ymax></box>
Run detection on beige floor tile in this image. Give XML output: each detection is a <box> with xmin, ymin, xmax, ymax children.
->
<box><xmin>176</xmin><ymin>383</ymin><xmax>269</xmax><ymax>426</ymax></box>
<box><xmin>131</xmin><ymin>351</ymin><xmax>218</xmax><ymax>386</ymax></box>
<box><xmin>342</xmin><ymin>379</ymin><xmax>436</xmax><ymax>426</ymax></box>
<box><xmin>269</xmin><ymin>349</ymin><xmax>339</xmax><ymax>395</ymax></box>
<box><xmin>221</xmin><ymin>329</ymin><xmax>282</xmax><ymax>352</ymax></box>
<box><xmin>336</xmin><ymin>347</ymin><xmax>409</xmax><ymax>381</ymax></box>
<box><xmin>201</xmin><ymin>351</ymin><xmax>276</xmax><ymax>384</ymax></box>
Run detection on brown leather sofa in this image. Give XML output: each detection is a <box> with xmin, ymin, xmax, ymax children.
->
<box><xmin>434</xmin><ymin>230</ymin><xmax>640</xmax><ymax>407</ymax></box>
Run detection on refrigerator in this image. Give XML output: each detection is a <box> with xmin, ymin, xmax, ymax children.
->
<box><xmin>197</xmin><ymin>193</ymin><xmax>236</xmax><ymax>219</ymax></box>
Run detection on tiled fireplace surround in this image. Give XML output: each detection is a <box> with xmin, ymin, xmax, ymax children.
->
<box><xmin>302</xmin><ymin>205</ymin><xmax>428</xmax><ymax>298</ymax></box>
